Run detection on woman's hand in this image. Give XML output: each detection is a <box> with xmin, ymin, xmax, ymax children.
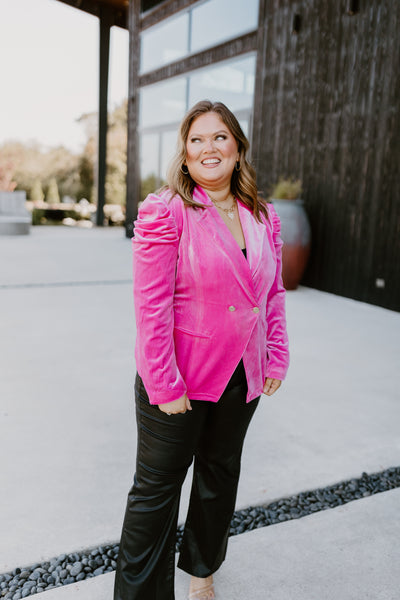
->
<box><xmin>263</xmin><ymin>378</ymin><xmax>282</xmax><ymax>396</ymax></box>
<box><xmin>158</xmin><ymin>393</ymin><xmax>192</xmax><ymax>415</ymax></box>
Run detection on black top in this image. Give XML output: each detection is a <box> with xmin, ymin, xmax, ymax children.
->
<box><xmin>241</xmin><ymin>247</ymin><xmax>247</xmax><ymax>259</ymax></box>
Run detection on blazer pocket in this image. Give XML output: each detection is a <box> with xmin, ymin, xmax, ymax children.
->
<box><xmin>173</xmin><ymin>324</ymin><xmax>211</xmax><ymax>339</ymax></box>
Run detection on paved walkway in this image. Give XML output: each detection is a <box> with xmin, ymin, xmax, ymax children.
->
<box><xmin>1</xmin><ymin>226</ymin><xmax>399</xmax><ymax>599</ymax></box>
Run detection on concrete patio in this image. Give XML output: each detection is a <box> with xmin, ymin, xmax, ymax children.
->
<box><xmin>1</xmin><ymin>226</ymin><xmax>399</xmax><ymax>599</ymax></box>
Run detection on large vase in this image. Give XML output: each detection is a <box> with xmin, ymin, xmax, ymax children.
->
<box><xmin>272</xmin><ymin>198</ymin><xmax>311</xmax><ymax>290</ymax></box>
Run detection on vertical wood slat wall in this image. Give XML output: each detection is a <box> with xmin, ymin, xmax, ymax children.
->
<box><xmin>253</xmin><ymin>0</ymin><xmax>400</xmax><ymax>311</ymax></box>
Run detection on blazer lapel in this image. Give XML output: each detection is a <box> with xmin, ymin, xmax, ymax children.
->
<box><xmin>191</xmin><ymin>187</ymin><xmax>258</xmax><ymax>303</ymax></box>
<box><xmin>238</xmin><ymin>200</ymin><xmax>268</xmax><ymax>281</ymax></box>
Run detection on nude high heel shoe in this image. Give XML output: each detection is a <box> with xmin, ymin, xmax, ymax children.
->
<box><xmin>188</xmin><ymin>576</ymin><xmax>215</xmax><ymax>600</ymax></box>
<box><xmin>188</xmin><ymin>582</ymin><xmax>215</xmax><ymax>599</ymax></box>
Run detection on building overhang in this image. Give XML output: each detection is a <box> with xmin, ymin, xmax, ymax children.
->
<box><xmin>55</xmin><ymin>0</ymin><xmax>129</xmax><ymax>29</ymax></box>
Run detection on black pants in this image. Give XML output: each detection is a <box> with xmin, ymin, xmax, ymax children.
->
<box><xmin>114</xmin><ymin>361</ymin><xmax>259</xmax><ymax>600</ymax></box>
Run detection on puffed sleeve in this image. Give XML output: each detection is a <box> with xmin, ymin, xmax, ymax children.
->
<box><xmin>265</xmin><ymin>204</ymin><xmax>290</xmax><ymax>380</ymax></box>
<box><xmin>132</xmin><ymin>193</ymin><xmax>187</xmax><ymax>404</ymax></box>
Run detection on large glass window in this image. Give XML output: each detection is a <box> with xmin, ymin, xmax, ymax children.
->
<box><xmin>140</xmin><ymin>78</ymin><xmax>187</xmax><ymax>128</ymax></box>
<box><xmin>140</xmin><ymin>0</ymin><xmax>259</xmax><ymax>74</ymax></box>
<box><xmin>139</xmin><ymin>53</ymin><xmax>256</xmax><ymax>198</ymax></box>
<box><xmin>190</xmin><ymin>0</ymin><xmax>259</xmax><ymax>54</ymax></box>
<box><xmin>140</xmin><ymin>133</ymin><xmax>160</xmax><ymax>199</ymax></box>
<box><xmin>189</xmin><ymin>55</ymin><xmax>256</xmax><ymax>113</ymax></box>
<box><xmin>161</xmin><ymin>130</ymin><xmax>179</xmax><ymax>179</ymax></box>
<box><xmin>140</xmin><ymin>133</ymin><xmax>159</xmax><ymax>180</ymax></box>
<box><xmin>140</xmin><ymin>12</ymin><xmax>189</xmax><ymax>73</ymax></box>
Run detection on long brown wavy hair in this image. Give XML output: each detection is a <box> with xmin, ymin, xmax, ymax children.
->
<box><xmin>166</xmin><ymin>100</ymin><xmax>268</xmax><ymax>221</ymax></box>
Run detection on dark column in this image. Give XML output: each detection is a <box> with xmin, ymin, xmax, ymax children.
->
<box><xmin>125</xmin><ymin>0</ymin><xmax>141</xmax><ymax>238</ymax></box>
<box><xmin>96</xmin><ymin>6</ymin><xmax>112</xmax><ymax>226</ymax></box>
<box><xmin>251</xmin><ymin>0</ymin><xmax>266</xmax><ymax>185</ymax></box>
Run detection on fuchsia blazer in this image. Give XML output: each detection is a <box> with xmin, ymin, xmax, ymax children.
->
<box><xmin>133</xmin><ymin>185</ymin><xmax>289</xmax><ymax>405</ymax></box>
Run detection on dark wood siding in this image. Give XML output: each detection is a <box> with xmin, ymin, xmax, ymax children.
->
<box><xmin>253</xmin><ymin>0</ymin><xmax>400</xmax><ymax>311</ymax></box>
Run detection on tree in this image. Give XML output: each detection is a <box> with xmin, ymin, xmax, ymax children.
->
<box><xmin>141</xmin><ymin>174</ymin><xmax>158</xmax><ymax>202</ymax></box>
<box><xmin>30</xmin><ymin>179</ymin><xmax>44</xmax><ymax>203</ymax></box>
<box><xmin>46</xmin><ymin>178</ymin><xmax>60</xmax><ymax>204</ymax></box>
<box><xmin>78</xmin><ymin>101</ymin><xmax>128</xmax><ymax>206</ymax></box>
<box><xmin>78</xmin><ymin>137</ymin><xmax>96</xmax><ymax>202</ymax></box>
<box><xmin>0</xmin><ymin>141</ymin><xmax>80</xmax><ymax>201</ymax></box>
<box><xmin>0</xmin><ymin>151</ymin><xmax>17</xmax><ymax>191</ymax></box>
<box><xmin>105</xmin><ymin>100</ymin><xmax>127</xmax><ymax>206</ymax></box>
<box><xmin>0</xmin><ymin>98</ymin><xmax>129</xmax><ymax>209</ymax></box>
<box><xmin>42</xmin><ymin>148</ymin><xmax>80</xmax><ymax>201</ymax></box>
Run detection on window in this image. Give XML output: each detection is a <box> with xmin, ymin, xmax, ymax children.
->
<box><xmin>139</xmin><ymin>53</ymin><xmax>256</xmax><ymax>194</ymax></box>
<box><xmin>140</xmin><ymin>77</ymin><xmax>187</xmax><ymax>128</ymax></box>
<box><xmin>190</xmin><ymin>0</ymin><xmax>259</xmax><ymax>55</ymax></box>
<box><xmin>140</xmin><ymin>0</ymin><xmax>259</xmax><ymax>74</ymax></box>
<box><xmin>140</xmin><ymin>12</ymin><xmax>189</xmax><ymax>73</ymax></box>
<box><xmin>140</xmin><ymin>133</ymin><xmax>159</xmax><ymax>180</ymax></box>
<box><xmin>189</xmin><ymin>55</ymin><xmax>256</xmax><ymax>113</ymax></box>
<box><xmin>140</xmin><ymin>133</ymin><xmax>160</xmax><ymax>199</ymax></box>
<box><xmin>161</xmin><ymin>130</ymin><xmax>179</xmax><ymax>179</ymax></box>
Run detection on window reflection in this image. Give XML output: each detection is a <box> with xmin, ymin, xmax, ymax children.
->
<box><xmin>140</xmin><ymin>12</ymin><xmax>189</xmax><ymax>73</ymax></box>
<box><xmin>140</xmin><ymin>133</ymin><xmax>159</xmax><ymax>179</ymax></box>
<box><xmin>139</xmin><ymin>54</ymin><xmax>256</xmax><ymax>195</ymax></box>
<box><xmin>239</xmin><ymin>119</ymin><xmax>249</xmax><ymax>139</ymax></box>
<box><xmin>140</xmin><ymin>0</ymin><xmax>259</xmax><ymax>75</ymax></box>
<box><xmin>140</xmin><ymin>78</ymin><xmax>187</xmax><ymax>128</ymax></box>
<box><xmin>161</xmin><ymin>130</ymin><xmax>179</xmax><ymax>179</ymax></box>
<box><xmin>189</xmin><ymin>55</ymin><xmax>256</xmax><ymax>112</ymax></box>
<box><xmin>140</xmin><ymin>133</ymin><xmax>160</xmax><ymax>200</ymax></box>
<box><xmin>191</xmin><ymin>0</ymin><xmax>259</xmax><ymax>54</ymax></box>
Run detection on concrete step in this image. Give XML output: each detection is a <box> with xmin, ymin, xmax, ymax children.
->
<box><xmin>0</xmin><ymin>215</ymin><xmax>30</xmax><ymax>235</ymax></box>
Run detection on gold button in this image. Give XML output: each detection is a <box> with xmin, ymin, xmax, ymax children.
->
<box><xmin>253</xmin><ymin>307</ymin><xmax>260</xmax><ymax>313</ymax></box>
<box><xmin>228</xmin><ymin>305</ymin><xmax>236</xmax><ymax>312</ymax></box>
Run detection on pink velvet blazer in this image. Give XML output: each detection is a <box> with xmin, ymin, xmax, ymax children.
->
<box><xmin>133</xmin><ymin>185</ymin><xmax>289</xmax><ymax>405</ymax></box>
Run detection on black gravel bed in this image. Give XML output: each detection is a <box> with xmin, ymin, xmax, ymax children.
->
<box><xmin>1</xmin><ymin>466</ymin><xmax>399</xmax><ymax>598</ymax></box>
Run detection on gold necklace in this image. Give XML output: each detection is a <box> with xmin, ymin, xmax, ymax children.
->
<box><xmin>209</xmin><ymin>194</ymin><xmax>237</xmax><ymax>220</ymax></box>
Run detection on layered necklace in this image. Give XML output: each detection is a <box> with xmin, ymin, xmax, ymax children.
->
<box><xmin>209</xmin><ymin>193</ymin><xmax>237</xmax><ymax>220</ymax></box>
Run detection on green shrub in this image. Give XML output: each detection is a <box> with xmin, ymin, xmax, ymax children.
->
<box><xmin>270</xmin><ymin>177</ymin><xmax>302</xmax><ymax>200</ymax></box>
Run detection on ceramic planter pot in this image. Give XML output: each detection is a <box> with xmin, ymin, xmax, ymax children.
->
<box><xmin>271</xmin><ymin>198</ymin><xmax>311</xmax><ymax>290</ymax></box>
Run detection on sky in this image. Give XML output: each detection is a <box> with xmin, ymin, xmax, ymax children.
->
<box><xmin>0</xmin><ymin>0</ymin><xmax>129</xmax><ymax>153</ymax></box>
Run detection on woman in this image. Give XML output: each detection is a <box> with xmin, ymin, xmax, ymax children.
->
<box><xmin>114</xmin><ymin>100</ymin><xmax>289</xmax><ymax>600</ymax></box>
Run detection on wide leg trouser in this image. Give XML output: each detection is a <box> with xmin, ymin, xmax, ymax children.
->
<box><xmin>114</xmin><ymin>362</ymin><xmax>259</xmax><ymax>600</ymax></box>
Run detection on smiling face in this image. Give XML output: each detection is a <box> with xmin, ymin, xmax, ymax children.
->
<box><xmin>184</xmin><ymin>112</ymin><xmax>239</xmax><ymax>192</ymax></box>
